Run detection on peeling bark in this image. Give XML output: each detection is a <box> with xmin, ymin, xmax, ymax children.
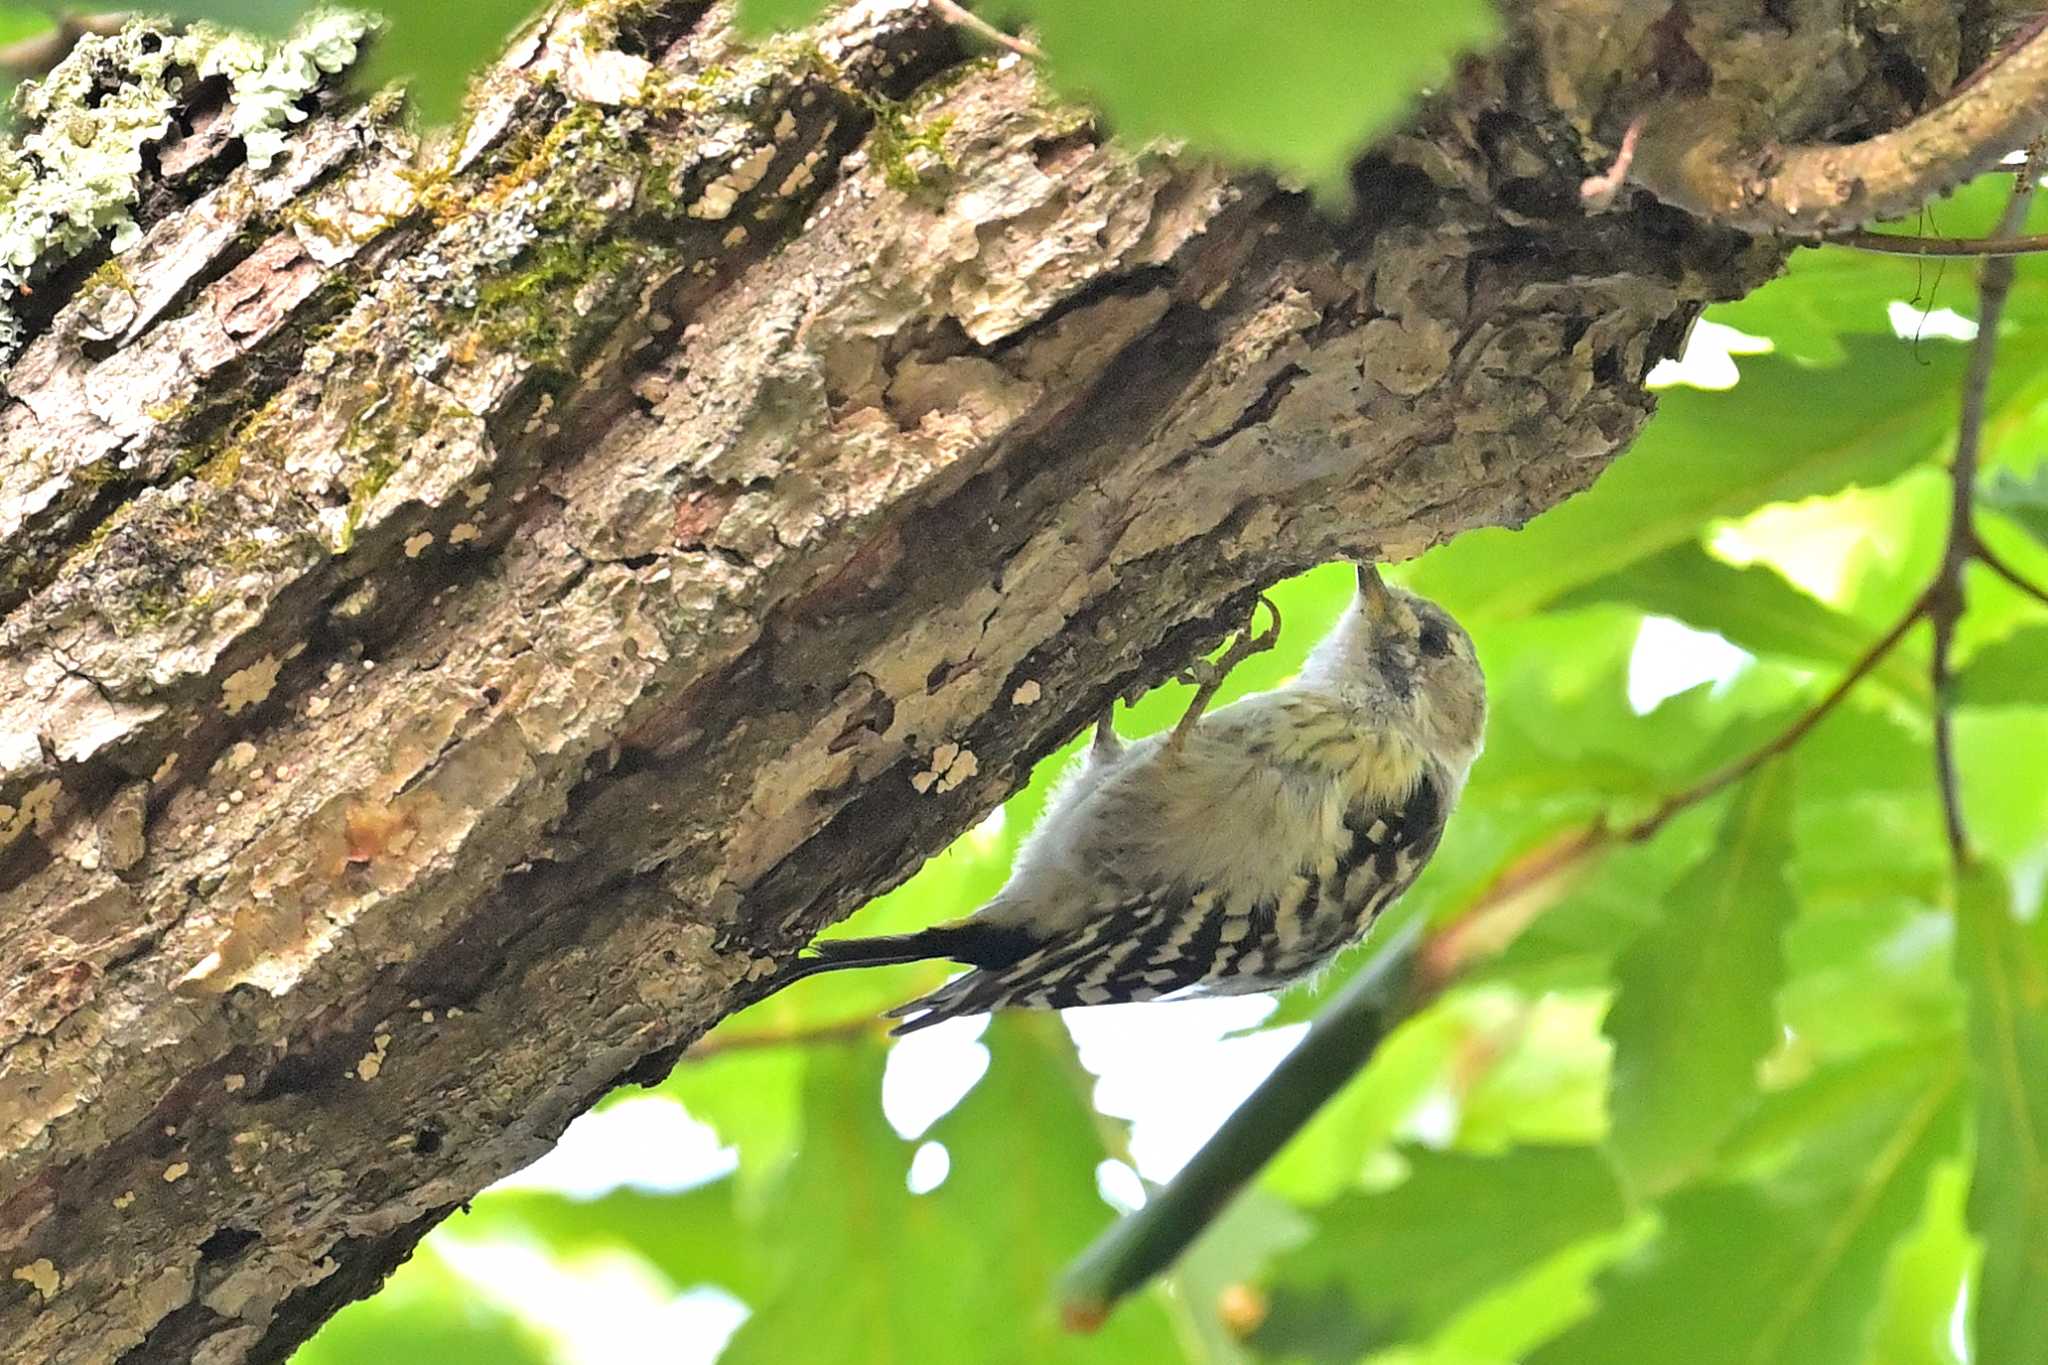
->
<box><xmin>0</xmin><ymin>1</ymin><xmax>2009</xmax><ymax>1360</ymax></box>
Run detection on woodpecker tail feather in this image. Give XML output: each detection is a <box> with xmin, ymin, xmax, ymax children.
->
<box><xmin>770</xmin><ymin>921</ymin><xmax>1038</xmax><ymax>998</ymax></box>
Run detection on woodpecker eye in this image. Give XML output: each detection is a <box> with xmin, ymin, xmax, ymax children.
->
<box><xmin>1418</xmin><ymin>620</ymin><xmax>1451</xmax><ymax>657</ymax></box>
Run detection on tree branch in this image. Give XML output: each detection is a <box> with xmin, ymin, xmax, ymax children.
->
<box><xmin>1629</xmin><ymin>22</ymin><xmax>2048</xmax><ymax>235</ymax></box>
<box><xmin>3</xmin><ymin>5</ymin><xmax>1789</xmax><ymax>1357</ymax></box>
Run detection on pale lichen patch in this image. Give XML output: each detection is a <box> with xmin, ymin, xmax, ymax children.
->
<box><xmin>0</xmin><ymin>778</ymin><xmax>63</xmax><ymax>843</ymax></box>
<box><xmin>561</xmin><ymin>45</ymin><xmax>651</xmax><ymax>107</ymax></box>
<box><xmin>162</xmin><ymin>1161</ymin><xmax>189</xmax><ymax>1183</ymax></box>
<box><xmin>1010</xmin><ymin>679</ymin><xmax>1040</xmax><ymax>705</ymax></box>
<box><xmin>0</xmin><ymin>13</ymin><xmax>370</xmax><ymax>366</ymax></box>
<box><xmin>222</xmin><ymin>654</ymin><xmax>283</xmax><ymax>715</ymax></box>
<box><xmin>909</xmin><ymin>741</ymin><xmax>978</xmax><ymax>794</ymax></box>
<box><xmin>354</xmin><ymin>1033</ymin><xmax>392</xmax><ymax>1081</ymax></box>
<box><xmin>404</xmin><ymin>531</ymin><xmax>435</xmax><ymax>558</ymax></box>
<box><xmin>11</xmin><ymin>1259</ymin><xmax>59</xmax><ymax>1301</ymax></box>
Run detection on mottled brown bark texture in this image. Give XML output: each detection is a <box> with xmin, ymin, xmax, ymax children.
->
<box><xmin>0</xmin><ymin>1</ymin><xmax>2014</xmax><ymax>1359</ymax></box>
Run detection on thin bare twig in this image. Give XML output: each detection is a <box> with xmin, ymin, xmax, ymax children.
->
<box><xmin>1623</xmin><ymin>602</ymin><xmax>1928</xmax><ymax>843</ymax></box>
<box><xmin>1973</xmin><ymin>538</ymin><xmax>2048</xmax><ymax>609</ymax></box>
<box><xmin>1926</xmin><ymin>150</ymin><xmax>2038</xmax><ymax>864</ymax></box>
<box><xmin>1829</xmin><ymin>229</ymin><xmax>2048</xmax><ymax>258</ymax></box>
<box><xmin>927</xmin><ymin>0</ymin><xmax>1042</xmax><ymax>61</ymax></box>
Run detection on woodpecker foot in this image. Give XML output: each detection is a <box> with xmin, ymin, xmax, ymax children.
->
<box><xmin>1091</xmin><ymin>705</ymin><xmax>1124</xmax><ymax>762</ymax></box>
<box><xmin>1170</xmin><ymin>593</ymin><xmax>1282</xmax><ymax>751</ymax></box>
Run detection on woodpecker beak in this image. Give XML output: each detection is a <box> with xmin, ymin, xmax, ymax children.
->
<box><xmin>1356</xmin><ymin>563</ymin><xmax>1396</xmax><ymax>622</ymax></box>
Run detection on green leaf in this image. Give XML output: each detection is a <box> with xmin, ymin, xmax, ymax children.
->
<box><xmin>1956</xmin><ymin>865</ymin><xmax>2048</xmax><ymax>1365</ymax></box>
<box><xmin>1409</xmin><ymin>339</ymin><xmax>2042</xmax><ymax>620</ymax></box>
<box><xmin>735</xmin><ymin>0</ymin><xmax>831</xmax><ymax>35</ymax></box>
<box><xmin>1956</xmin><ymin>709</ymin><xmax>2048</xmax><ymax>865</ymax></box>
<box><xmin>1984</xmin><ymin>464</ymin><xmax>2048</xmax><ymax>549</ymax></box>
<box><xmin>1956</xmin><ymin>626</ymin><xmax>2048</xmax><ymax>707</ymax></box>
<box><xmin>641</xmin><ymin>1042</ymin><xmax>809</xmax><ymax>1198</ymax></box>
<box><xmin>1866</xmin><ymin>1160</ymin><xmax>1975</xmax><ymax>1365</ymax></box>
<box><xmin>356</xmin><ymin>0</ymin><xmax>545</xmax><ymax>125</ymax></box>
<box><xmin>990</xmin><ymin>0</ymin><xmax>1495</xmax><ymax>192</ymax></box>
<box><xmin>1604</xmin><ymin>762</ymin><xmax>1798</xmax><ymax>1193</ymax></box>
<box><xmin>1558</xmin><ymin>541</ymin><xmax>1927</xmax><ymax>701</ymax></box>
<box><xmin>0</xmin><ymin>7</ymin><xmax>52</xmax><ymax>46</ymax></box>
<box><xmin>1168</xmin><ymin>1190</ymin><xmax>1313</xmax><ymax>1365</ymax></box>
<box><xmin>446</xmin><ymin>1179</ymin><xmax>767</xmax><ymax>1301</ymax></box>
<box><xmin>1255</xmin><ymin>1145</ymin><xmax>1630</xmax><ymax>1353</ymax></box>
<box><xmin>293</xmin><ymin>1240</ymin><xmax>552</xmax><ymax>1365</ymax></box>
<box><xmin>1534</xmin><ymin>1060</ymin><xmax>1964</xmax><ymax>1365</ymax></box>
<box><xmin>721</xmin><ymin>1023</ymin><xmax>1180</xmax><ymax>1364</ymax></box>
<box><xmin>717</xmin><ymin>1040</ymin><xmax>977</xmax><ymax>1365</ymax></box>
<box><xmin>924</xmin><ymin>1016</ymin><xmax>1182</xmax><ymax>1358</ymax></box>
<box><xmin>1706</xmin><ymin>172</ymin><xmax>2048</xmax><ymax>366</ymax></box>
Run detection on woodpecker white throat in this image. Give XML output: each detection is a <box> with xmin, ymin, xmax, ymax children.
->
<box><xmin>780</xmin><ymin>564</ymin><xmax>1486</xmax><ymax>1033</ymax></box>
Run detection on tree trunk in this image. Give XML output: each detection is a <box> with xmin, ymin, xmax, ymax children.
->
<box><xmin>0</xmin><ymin>1</ymin><xmax>2000</xmax><ymax>1359</ymax></box>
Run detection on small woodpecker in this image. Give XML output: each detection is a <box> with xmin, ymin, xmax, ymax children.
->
<box><xmin>776</xmin><ymin>565</ymin><xmax>1486</xmax><ymax>1033</ymax></box>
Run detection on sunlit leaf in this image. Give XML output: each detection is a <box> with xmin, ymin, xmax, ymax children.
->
<box><xmin>1255</xmin><ymin>1146</ymin><xmax>1630</xmax><ymax>1353</ymax></box>
<box><xmin>1168</xmin><ymin>1190</ymin><xmax>1314</xmax><ymax>1365</ymax></box>
<box><xmin>293</xmin><ymin>1240</ymin><xmax>552</xmax><ymax>1365</ymax></box>
<box><xmin>1956</xmin><ymin>625</ymin><xmax>2048</xmax><ymax>707</ymax></box>
<box><xmin>1410</xmin><ymin>339</ymin><xmax>2048</xmax><ymax>620</ymax></box>
<box><xmin>735</xmin><ymin>0</ymin><xmax>831</xmax><ymax>37</ymax></box>
<box><xmin>1534</xmin><ymin>1058</ymin><xmax>1964</xmax><ymax>1365</ymax></box>
<box><xmin>0</xmin><ymin>6</ymin><xmax>51</xmax><ymax>46</ymax></box>
<box><xmin>1956</xmin><ymin>865</ymin><xmax>2048</xmax><ymax>1365</ymax></box>
<box><xmin>925</xmin><ymin>1016</ymin><xmax>1183</xmax><ymax>1357</ymax></box>
<box><xmin>1604</xmin><ymin>763</ymin><xmax>1797</xmax><ymax>1193</ymax></box>
<box><xmin>1865</xmin><ymin>1160</ymin><xmax>1974</xmax><ymax>1365</ymax></box>
<box><xmin>1558</xmin><ymin>541</ymin><xmax>1927</xmax><ymax>701</ymax></box>
<box><xmin>1984</xmin><ymin>464</ymin><xmax>2048</xmax><ymax>548</ymax></box>
<box><xmin>445</xmin><ymin>1180</ymin><xmax>767</xmax><ymax>1301</ymax></box>
<box><xmin>718</xmin><ymin>1041</ymin><xmax>979</xmax><ymax>1365</ymax></box>
<box><xmin>986</xmin><ymin>0</ymin><xmax>1494</xmax><ymax>193</ymax></box>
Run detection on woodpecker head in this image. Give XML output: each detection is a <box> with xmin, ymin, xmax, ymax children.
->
<box><xmin>1301</xmin><ymin>564</ymin><xmax>1487</xmax><ymax>766</ymax></box>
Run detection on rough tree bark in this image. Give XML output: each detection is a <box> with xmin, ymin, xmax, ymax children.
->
<box><xmin>0</xmin><ymin>0</ymin><xmax>2017</xmax><ymax>1359</ymax></box>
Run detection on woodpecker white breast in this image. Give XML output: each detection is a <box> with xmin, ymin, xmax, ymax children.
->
<box><xmin>784</xmin><ymin>564</ymin><xmax>1486</xmax><ymax>1033</ymax></box>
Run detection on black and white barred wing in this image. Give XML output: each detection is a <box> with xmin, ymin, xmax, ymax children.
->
<box><xmin>885</xmin><ymin>769</ymin><xmax>1447</xmax><ymax>1035</ymax></box>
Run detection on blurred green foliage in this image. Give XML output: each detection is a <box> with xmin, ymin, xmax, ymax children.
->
<box><xmin>15</xmin><ymin>0</ymin><xmax>2035</xmax><ymax>1358</ymax></box>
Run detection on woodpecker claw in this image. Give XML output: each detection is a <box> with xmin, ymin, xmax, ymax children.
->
<box><xmin>1169</xmin><ymin>593</ymin><xmax>1282</xmax><ymax>751</ymax></box>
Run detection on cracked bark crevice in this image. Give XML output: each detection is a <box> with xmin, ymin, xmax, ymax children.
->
<box><xmin>0</xmin><ymin>1</ymin><xmax>2015</xmax><ymax>1360</ymax></box>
